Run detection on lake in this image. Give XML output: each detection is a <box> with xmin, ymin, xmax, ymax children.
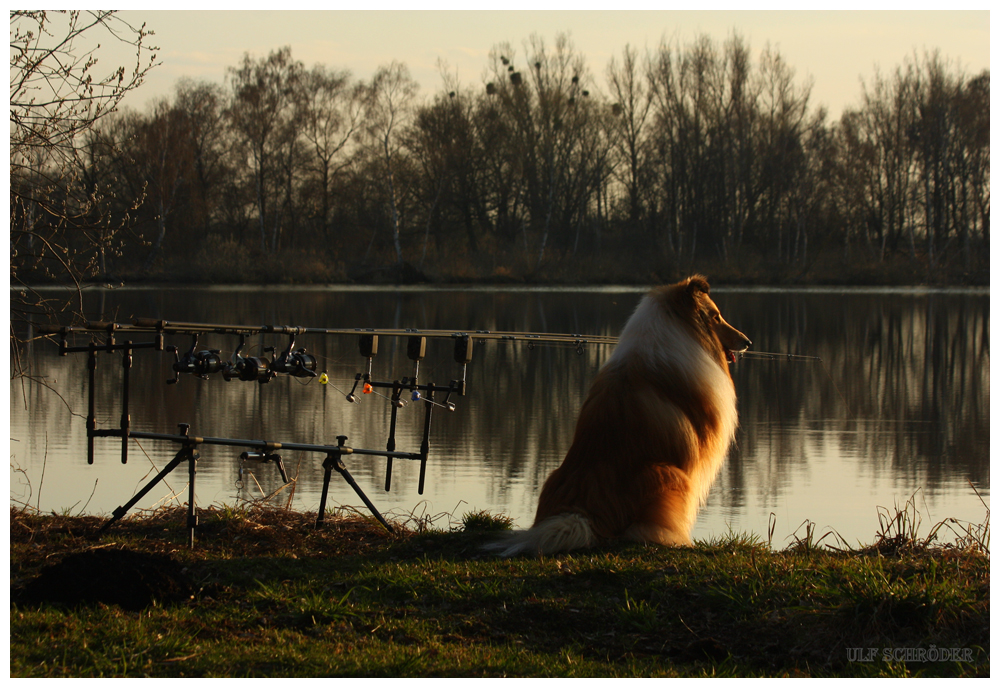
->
<box><xmin>9</xmin><ymin>284</ymin><xmax>990</xmax><ymax>548</ymax></box>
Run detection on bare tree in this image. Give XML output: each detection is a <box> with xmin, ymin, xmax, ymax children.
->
<box><xmin>226</xmin><ymin>46</ymin><xmax>303</xmax><ymax>253</ymax></box>
<box><xmin>10</xmin><ymin>10</ymin><xmax>158</xmax><ymax>331</ymax></box>
<box><xmin>852</xmin><ymin>62</ymin><xmax>920</xmax><ymax>260</ymax></box>
<box><xmin>606</xmin><ymin>44</ymin><xmax>653</xmax><ymax>235</ymax></box>
<box><xmin>837</xmin><ymin>52</ymin><xmax>989</xmax><ymax>271</ymax></box>
<box><xmin>365</xmin><ymin>61</ymin><xmax>419</xmax><ymax>265</ymax></box>
<box><xmin>173</xmin><ymin>78</ymin><xmax>231</xmax><ymax>239</ymax></box>
<box><xmin>296</xmin><ymin>64</ymin><xmax>365</xmax><ymax>244</ymax></box>
<box><xmin>135</xmin><ymin>99</ymin><xmax>197</xmax><ymax>271</ymax></box>
<box><xmin>484</xmin><ymin>34</ymin><xmax>596</xmax><ymax>269</ymax></box>
<box><xmin>408</xmin><ymin>76</ymin><xmax>485</xmax><ymax>265</ymax></box>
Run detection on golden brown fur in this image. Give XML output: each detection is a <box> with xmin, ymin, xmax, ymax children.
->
<box><xmin>486</xmin><ymin>276</ymin><xmax>750</xmax><ymax>556</ymax></box>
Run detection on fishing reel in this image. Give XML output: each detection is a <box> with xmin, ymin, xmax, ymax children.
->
<box><xmin>267</xmin><ymin>334</ymin><xmax>318</xmax><ymax>378</ymax></box>
<box><xmin>167</xmin><ymin>332</ymin><xmax>315</xmax><ymax>384</ymax></box>
<box><xmin>225</xmin><ymin>354</ymin><xmax>272</xmax><ymax>382</ymax></box>
<box><xmin>222</xmin><ymin>334</ymin><xmax>272</xmax><ymax>383</ymax></box>
<box><xmin>167</xmin><ymin>335</ymin><xmax>224</xmax><ymax>383</ymax></box>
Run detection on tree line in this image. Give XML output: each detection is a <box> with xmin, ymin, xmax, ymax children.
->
<box><xmin>11</xmin><ymin>24</ymin><xmax>990</xmax><ymax>288</ymax></box>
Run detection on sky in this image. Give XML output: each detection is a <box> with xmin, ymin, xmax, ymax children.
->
<box><xmin>98</xmin><ymin>9</ymin><xmax>992</xmax><ymax>119</ymax></box>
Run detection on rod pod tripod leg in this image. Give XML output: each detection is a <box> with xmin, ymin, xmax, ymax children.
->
<box><xmin>99</xmin><ymin>442</ymin><xmax>201</xmax><ymax>546</ymax></box>
<box><xmin>316</xmin><ymin>436</ymin><xmax>394</xmax><ymax>534</ymax></box>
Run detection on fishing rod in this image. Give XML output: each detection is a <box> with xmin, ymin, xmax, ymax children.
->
<box><xmin>39</xmin><ymin>320</ymin><xmax>827</xmax><ymax>356</ymax></box>
<box><xmin>40</xmin><ymin>317</ymin><xmax>620</xmax><ymax>348</ymax></box>
<box><xmin>38</xmin><ymin>318</ymin><xmax>617</xmax><ymax>393</ymax></box>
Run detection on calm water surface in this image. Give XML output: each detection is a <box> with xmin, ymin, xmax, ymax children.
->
<box><xmin>9</xmin><ymin>285</ymin><xmax>990</xmax><ymax>547</ymax></box>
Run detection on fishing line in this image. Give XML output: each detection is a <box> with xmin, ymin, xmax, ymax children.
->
<box><xmin>738</xmin><ymin>349</ymin><xmax>856</xmax><ymax>420</ymax></box>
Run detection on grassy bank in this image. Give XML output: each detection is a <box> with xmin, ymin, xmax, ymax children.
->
<box><xmin>9</xmin><ymin>505</ymin><xmax>989</xmax><ymax>677</ymax></box>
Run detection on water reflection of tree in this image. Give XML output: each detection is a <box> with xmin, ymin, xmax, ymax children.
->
<box><xmin>722</xmin><ymin>291</ymin><xmax>989</xmax><ymax>510</ymax></box>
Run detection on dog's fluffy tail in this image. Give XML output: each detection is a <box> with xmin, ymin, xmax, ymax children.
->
<box><xmin>482</xmin><ymin>513</ymin><xmax>596</xmax><ymax>557</ymax></box>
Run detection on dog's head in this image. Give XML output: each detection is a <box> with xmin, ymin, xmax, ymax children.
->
<box><xmin>677</xmin><ymin>275</ymin><xmax>751</xmax><ymax>364</ymax></box>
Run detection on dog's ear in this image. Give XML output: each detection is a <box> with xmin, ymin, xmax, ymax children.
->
<box><xmin>683</xmin><ymin>275</ymin><xmax>711</xmax><ymax>300</ymax></box>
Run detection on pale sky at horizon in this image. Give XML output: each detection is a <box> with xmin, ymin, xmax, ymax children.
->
<box><xmin>111</xmin><ymin>9</ymin><xmax>990</xmax><ymax>120</ymax></box>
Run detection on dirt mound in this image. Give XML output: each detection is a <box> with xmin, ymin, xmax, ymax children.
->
<box><xmin>19</xmin><ymin>548</ymin><xmax>195</xmax><ymax>611</ymax></box>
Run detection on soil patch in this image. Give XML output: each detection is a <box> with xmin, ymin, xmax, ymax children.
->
<box><xmin>19</xmin><ymin>547</ymin><xmax>195</xmax><ymax>611</ymax></box>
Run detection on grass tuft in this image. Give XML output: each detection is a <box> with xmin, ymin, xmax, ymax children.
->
<box><xmin>460</xmin><ymin>510</ymin><xmax>515</xmax><ymax>533</ymax></box>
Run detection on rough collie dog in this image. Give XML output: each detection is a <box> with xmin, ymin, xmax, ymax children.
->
<box><xmin>487</xmin><ymin>276</ymin><xmax>750</xmax><ymax>556</ymax></box>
